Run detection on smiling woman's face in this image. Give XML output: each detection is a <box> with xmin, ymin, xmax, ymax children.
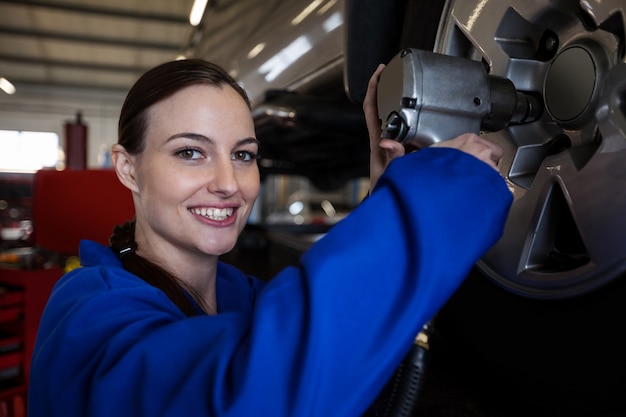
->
<box><xmin>123</xmin><ymin>83</ymin><xmax>259</xmax><ymax>263</ymax></box>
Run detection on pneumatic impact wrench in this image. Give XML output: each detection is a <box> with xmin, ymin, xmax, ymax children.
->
<box><xmin>377</xmin><ymin>48</ymin><xmax>543</xmax><ymax>149</ymax></box>
<box><xmin>370</xmin><ymin>49</ymin><xmax>543</xmax><ymax>417</ymax></box>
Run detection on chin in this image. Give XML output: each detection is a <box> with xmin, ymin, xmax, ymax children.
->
<box><xmin>203</xmin><ymin>241</ymin><xmax>237</xmax><ymax>257</ymax></box>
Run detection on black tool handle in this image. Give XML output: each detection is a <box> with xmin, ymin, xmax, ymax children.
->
<box><xmin>380</xmin><ymin>320</ymin><xmax>432</xmax><ymax>417</ymax></box>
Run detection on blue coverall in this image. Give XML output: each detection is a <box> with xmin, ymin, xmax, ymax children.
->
<box><xmin>29</xmin><ymin>148</ymin><xmax>512</xmax><ymax>416</ymax></box>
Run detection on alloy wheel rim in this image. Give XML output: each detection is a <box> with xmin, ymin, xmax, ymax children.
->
<box><xmin>434</xmin><ymin>0</ymin><xmax>626</xmax><ymax>299</ymax></box>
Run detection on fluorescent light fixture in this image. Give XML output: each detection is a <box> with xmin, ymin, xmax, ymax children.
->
<box><xmin>247</xmin><ymin>42</ymin><xmax>266</xmax><ymax>60</ymax></box>
<box><xmin>291</xmin><ymin>0</ymin><xmax>325</xmax><ymax>26</ymax></box>
<box><xmin>258</xmin><ymin>35</ymin><xmax>312</xmax><ymax>82</ymax></box>
<box><xmin>189</xmin><ymin>0</ymin><xmax>208</xmax><ymax>26</ymax></box>
<box><xmin>322</xmin><ymin>11</ymin><xmax>342</xmax><ymax>32</ymax></box>
<box><xmin>317</xmin><ymin>0</ymin><xmax>337</xmax><ymax>15</ymax></box>
<box><xmin>0</xmin><ymin>77</ymin><xmax>15</xmax><ymax>95</ymax></box>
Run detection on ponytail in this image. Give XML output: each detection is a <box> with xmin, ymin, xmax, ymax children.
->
<box><xmin>109</xmin><ymin>219</ymin><xmax>206</xmax><ymax>316</ymax></box>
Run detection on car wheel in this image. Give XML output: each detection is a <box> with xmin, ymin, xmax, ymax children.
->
<box><xmin>428</xmin><ymin>1</ymin><xmax>626</xmax><ymax>415</ymax></box>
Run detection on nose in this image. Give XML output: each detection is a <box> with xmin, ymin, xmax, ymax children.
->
<box><xmin>207</xmin><ymin>155</ymin><xmax>239</xmax><ymax>197</ymax></box>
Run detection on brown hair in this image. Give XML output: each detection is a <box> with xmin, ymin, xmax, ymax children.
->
<box><xmin>109</xmin><ymin>59</ymin><xmax>251</xmax><ymax>316</ymax></box>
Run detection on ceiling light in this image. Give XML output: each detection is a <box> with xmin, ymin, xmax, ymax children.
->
<box><xmin>0</xmin><ymin>77</ymin><xmax>15</xmax><ymax>95</ymax></box>
<box><xmin>189</xmin><ymin>0</ymin><xmax>208</xmax><ymax>26</ymax></box>
<box><xmin>322</xmin><ymin>11</ymin><xmax>342</xmax><ymax>32</ymax></box>
<box><xmin>247</xmin><ymin>43</ymin><xmax>266</xmax><ymax>60</ymax></box>
<box><xmin>292</xmin><ymin>0</ymin><xmax>325</xmax><ymax>26</ymax></box>
<box><xmin>258</xmin><ymin>36</ymin><xmax>313</xmax><ymax>82</ymax></box>
<box><xmin>317</xmin><ymin>0</ymin><xmax>337</xmax><ymax>15</ymax></box>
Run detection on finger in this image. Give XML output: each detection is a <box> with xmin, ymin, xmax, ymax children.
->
<box><xmin>469</xmin><ymin>135</ymin><xmax>504</xmax><ymax>165</ymax></box>
<box><xmin>364</xmin><ymin>64</ymin><xmax>386</xmax><ymax>138</ymax></box>
<box><xmin>433</xmin><ymin>133</ymin><xmax>503</xmax><ymax>170</ymax></box>
<box><xmin>489</xmin><ymin>141</ymin><xmax>504</xmax><ymax>163</ymax></box>
<box><xmin>379</xmin><ymin>139</ymin><xmax>405</xmax><ymax>160</ymax></box>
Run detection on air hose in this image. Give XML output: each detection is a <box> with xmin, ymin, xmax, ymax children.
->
<box><xmin>380</xmin><ymin>321</ymin><xmax>433</xmax><ymax>416</ymax></box>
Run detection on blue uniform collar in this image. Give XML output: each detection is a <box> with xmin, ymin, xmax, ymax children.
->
<box><xmin>78</xmin><ymin>240</ymin><xmax>260</xmax><ymax>316</ymax></box>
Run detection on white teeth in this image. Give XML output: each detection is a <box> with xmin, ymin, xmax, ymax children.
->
<box><xmin>191</xmin><ymin>207</ymin><xmax>234</xmax><ymax>221</ymax></box>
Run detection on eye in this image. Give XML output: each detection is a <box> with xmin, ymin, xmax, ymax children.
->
<box><xmin>232</xmin><ymin>150</ymin><xmax>257</xmax><ymax>162</ymax></box>
<box><xmin>176</xmin><ymin>148</ymin><xmax>203</xmax><ymax>160</ymax></box>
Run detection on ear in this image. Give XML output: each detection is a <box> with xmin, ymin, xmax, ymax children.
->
<box><xmin>111</xmin><ymin>143</ymin><xmax>139</xmax><ymax>193</ymax></box>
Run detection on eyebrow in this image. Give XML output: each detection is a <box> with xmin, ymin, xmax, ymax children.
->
<box><xmin>166</xmin><ymin>133</ymin><xmax>259</xmax><ymax>147</ymax></box>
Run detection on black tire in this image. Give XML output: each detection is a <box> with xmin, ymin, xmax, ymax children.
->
<box><xmin>432</xmin><ymin>1</ymin><xmax>626</xmax><ymax>415</ymax></box>
<box><xmin>358</xmin><ymin>1</ymin><xmax>626</xmax><ymax>415</ymax></box>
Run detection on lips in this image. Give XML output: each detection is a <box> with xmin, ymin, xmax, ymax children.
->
<box><xmin>190</xmin><ymin>207</ymin><xmax>234</xmax><ymax>221</ymax></box>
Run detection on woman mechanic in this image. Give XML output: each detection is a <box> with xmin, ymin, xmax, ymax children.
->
<box><xmin>28</xmin><ymin>60</ymin><xmax>512</xmax><ymax>416</ymax></box>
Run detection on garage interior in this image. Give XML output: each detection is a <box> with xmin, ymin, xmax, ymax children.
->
<box><xmin>1</xmin><ymin>0</ymin><xmax>626</xmax><ymax>416</ymax></box>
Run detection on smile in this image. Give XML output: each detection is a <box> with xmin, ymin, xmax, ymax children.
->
<box><xmin>190</xmin><ymin>207</ymin><xmax>234</xmax><ymax>221</ymax></box>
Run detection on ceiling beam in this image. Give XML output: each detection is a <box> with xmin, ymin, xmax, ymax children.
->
<box><xmin>0</xmin><ymin>0</ymin><xmax>188</xmax><ymax>24</ymax></box>
<box><xmin>0</xmin><ymin>26</ymin><xmax>181</xmax><ymax>51</ymax></box>
<box><xmin>0</xmin><ymin>53</ymin><xmax>149</xmax><ymax>73</ymax></box>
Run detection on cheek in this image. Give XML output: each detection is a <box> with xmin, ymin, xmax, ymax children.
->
<box><xmin>239</xmin><ymin>167</ymin><xmax>261</xmax><ymax>202</ymax></box>
<box><xmin>137</xmin><ymin>163</ymin><xmax>192</xmax><ymax>209</ymax></box>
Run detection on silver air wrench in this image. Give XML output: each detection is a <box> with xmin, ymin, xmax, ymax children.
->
<box><xmin>373</xmin><ymin>49</ymin><xmax>543</xmax><ymax>417</ymax></box>
<box><xmin>378</xmin><ymin>48</ymin><xmax>543</xmax><ymax>149</ymax></box>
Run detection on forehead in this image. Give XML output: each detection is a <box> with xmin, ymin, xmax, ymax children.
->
<box><xmin>146</xmin><ymin>83</ymin><xmax>254</xmax><ymax>139</ymax></box>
